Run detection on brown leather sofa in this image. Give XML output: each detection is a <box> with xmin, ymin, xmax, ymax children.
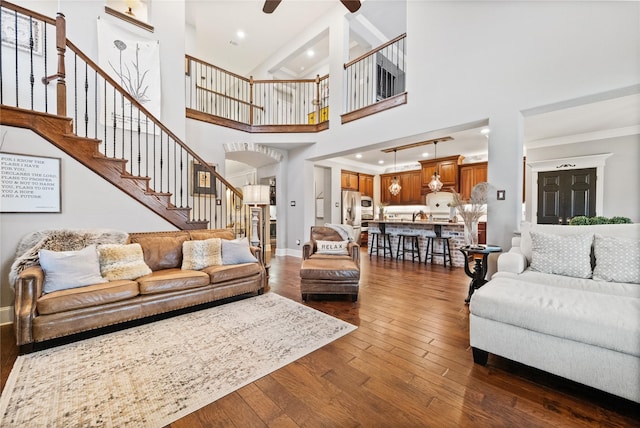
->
<box><xmin>299</xmin><ymin>226</ymin><xmax>360</xmax><ymax>301</ymax></box>
<box><xmin>13</xmin><ymin>229</ymin><xmax>266</xmax><ymax>352</ymax></box>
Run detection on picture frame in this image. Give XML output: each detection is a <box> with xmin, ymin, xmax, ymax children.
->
<box><xmin>1</xmin><ymin>152</ymin><xmax>61</xmax><ymax>213</ymax></box>
<box><xmin>1</xmin><ymin>9</ymin><xmax>43</xmax><ymax>56</ymax></box>
<box><xmin>192</xmin><ymin>161</ymin><xmax>216</xmax><ymax>196</ymax></box>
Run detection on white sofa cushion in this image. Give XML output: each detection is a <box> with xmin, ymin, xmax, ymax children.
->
<box><xmin>492</xmin><ymin>269</ymin><xmax>640</xmax><ymax>298</ymax></box>
<box><xmin>470</xmin><ymin>277</ymin><xmax>640</xmax><ymax>357</ymax></box>
<box><xmin>593</xmin><ymin>234</ymin><xmax>640</xmax><ymax>284</ymax></box>
<box><xmin>529</xmin><ymin>231</ymin><xmax>593</xmax><ymax>278</ymax></box>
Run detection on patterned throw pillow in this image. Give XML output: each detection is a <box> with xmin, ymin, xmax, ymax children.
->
<box><xmin>181</xmin><ymin>238</ymin><xmax>222</xmax><ymax>270</ymax></box>
<box><xmin>316</xmin><ymin>240</ymin><xmax>349</xmax><ymax>256</ymax></box>
<box><xmin>98</xmin><ymin>243</ymin><xmax>152</xmax><ymax>281</ymax></box>
<box><xmin>530</xmin><ymin>231</ymin><xmax>593</xmax><ymax>278</ymax></box>
<box><xmin>593</xmin><ymin>234</ymin><xmax>640</xmax><ymax>284</ymax></box>
<box><xmin>39</xmin><ymin>245</ymin><xmax>108</xmax><ymax>294</ymax></box>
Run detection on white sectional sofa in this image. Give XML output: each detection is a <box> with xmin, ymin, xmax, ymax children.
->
<box><xmin>469</xmin><ymin>222</ymin><xmax>640</xmax><ymax>403</ymax></box>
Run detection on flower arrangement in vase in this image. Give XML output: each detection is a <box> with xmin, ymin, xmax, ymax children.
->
<box><xmin>449</xmin><ymin>182</ymin><xmax>489</xmax><ymax>249</ymax></box>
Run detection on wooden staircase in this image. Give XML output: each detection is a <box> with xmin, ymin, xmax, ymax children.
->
<box><xmin>1</xmin><ymin>105</ymin><xmax>208</xmax><ymax>230</ymax></box>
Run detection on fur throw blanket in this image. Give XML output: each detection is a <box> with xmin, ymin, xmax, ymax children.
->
<box><xmin>9</xmin><ymin>228</ymin><xmax>129</xmax><ymax>287</ymax></box>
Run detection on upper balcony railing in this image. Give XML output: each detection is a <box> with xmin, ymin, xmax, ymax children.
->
<box><xmin>342</xmin><ymin>33</ymin><xmax>407</xmax><ymax>124</ymax></box>
<box><xmin>185</xmin><ymin>55</ymin><xmax>329</xmax><ymax>132</ymax></box>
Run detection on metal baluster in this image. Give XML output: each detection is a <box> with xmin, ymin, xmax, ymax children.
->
<box><xmin>103</xmin><ymin>78</ymin><xmax>107</xmax><ymax>155</ymax></box>
<box><xmin>158</xmin><ymin>130</ymin><xmax>163</xmax><ymax>192</ymax></box>
<box><xmin>84</xmin><ymin>62</ymin><xmax>88</xmax><ymax>137</ymax></box>
<box><xmin>121</xmin><ymin>92</ymin><xmax>125</xmax><ymax>159</ymax></box>
<box><xmin>178</xmin><ymin>150</ymin><xmax>183</xmax><ymax>207</ymax></box>
<box><xmin>74</xmin><ymin>53</ymin><xmax>77</xmax><ymax>134</ymax></box>
<box><xmin>136</xmin><ymin>107</ymin><xmax>141</xmax><ymax>176</ymax></box>
<box><xmin>112</xmin><ymin>86</ymin><xmax>117</xmax><ymax>157</ymax></box>
<box><xmin>13</xmin><ymin>11</ymin><xmax>18</xmax><ymax>107</ymax></box>
<box><xmin>0</xmin><ymin>9</ymin><xmax>4</xmax><ymax>105</ymax></box>
<box><xmin>29</xmin><ymin>16</ymin><xmax>34</xmax><ymax>109</ymax></box>
<box><xmin>129</xmin><ymin>101</ymin><xmax>133</xmax><ymax>174</ymax></box>
<box><xmin>94</xmin><ymin>71</ymin><xmax>97</xmax><ymax>140</ymax></box>
<box><xmin>145</xmin><ymin>117</ymin><xmax>149</xmax><ymax>178</ymax></box>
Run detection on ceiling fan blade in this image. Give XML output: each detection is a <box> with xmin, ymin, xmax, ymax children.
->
<box><xmin>263</xmin><ymin>0</ymin><xmax>282</xmax><ymax>14</ymax></box>
<box><xmin>340</xmin><ymin>0</ymin><xmax>362</xmax><ymax>13</ymax></box>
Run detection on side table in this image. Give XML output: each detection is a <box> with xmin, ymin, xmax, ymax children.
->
<box><xmin>459</xmin><ymin>245</ymin><xmax>502</xmax><ymax>304</ymax></box>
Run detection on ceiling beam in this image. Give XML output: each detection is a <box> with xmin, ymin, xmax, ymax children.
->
<box><xmin>381</xmin><ymin>136</ymin><xmax>454</xmax><ymax>153</ymax></box>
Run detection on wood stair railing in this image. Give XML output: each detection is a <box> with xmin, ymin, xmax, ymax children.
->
<box><xmin>1</xmin><ymin>105</ymin><xmax>208</xmax><ymax>229</ymax></box>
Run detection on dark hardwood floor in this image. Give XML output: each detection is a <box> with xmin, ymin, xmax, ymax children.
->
<box><xmin>2</xmin><ymin>249</ymin><xmax>639</xmax><ymax>427</ymax></box>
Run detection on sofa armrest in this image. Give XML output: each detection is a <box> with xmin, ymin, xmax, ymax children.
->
<box><xmin>348</xmin><ymin>242</ymin><xmax>360</xmax><ymax>267</ymax></box>
<box><xmin>497</xmin><ymin>249</ymin><xmax>527</xmax><ymax>274</ymax></box>
<box><xmin>14</xmin><ymin>265</ymin><xmax>43</xmax><ymax>346</ymax></box>
<box><xmin>249</xmin><ymin>246</ymin><xmax>263</xmax><ymax>266</ymax></box>
<box><xmin>302</xmin><ymin>241</ymin><xmax>314</xmax><ymax>259</ymax></box>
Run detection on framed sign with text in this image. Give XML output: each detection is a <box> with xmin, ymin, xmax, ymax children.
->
<box><xmin>1</xmin><ymin>152</ymin><xmax>61</xmax><ymax>213</ymax></box>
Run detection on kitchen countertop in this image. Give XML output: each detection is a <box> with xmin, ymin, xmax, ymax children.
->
<box><xmin>368</xmin><ymin>220</ymin><xmax>464</xmax><ymax>226</ymax></box>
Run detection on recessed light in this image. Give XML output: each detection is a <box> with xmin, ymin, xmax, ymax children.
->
<box><xmin>378</xmin><ymin>160</ymin><xmax>384</xmax><ymax>164</ymax></box>
<box><xmin>300</xmin><ymin>66</ymin><xmax>305</xmax><ymax>71</ymax></box>
<box><xmin>480</xmin><ymin>127</ymin><xmax>490</xmax><ymax>135</ymax></box>
<box><xmin>306</xmin><ymin>49</ymin><xmax>315</xmax><ymax>57</ymax></box>
<box><xmin>355</xmin><ymin>154</ymin><xmax>362</xmax><ymax>159</ymax></box>
<box><xmin>236</xmin><ymin>30</ymin><xmax>245</xmax><ymax>39</ymax></box>
<box><xmin>422</xmin><ymin>152</ymin><xmax>429</xmax><ymax>157</ymax></box>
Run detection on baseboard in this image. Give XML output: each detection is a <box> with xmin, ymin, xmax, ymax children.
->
<box><xmin>0</xmin><ymin>305</ymin><xmax>14</xmax><ymax>326</ymax></box>
<box><xmin>277</xmin><ymin>248</ymin><xmax>301</xmax><ymax>258</ymax></box>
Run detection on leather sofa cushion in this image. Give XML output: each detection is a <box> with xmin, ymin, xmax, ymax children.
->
<box><xmin>308</xmin><ymin>254</ymin><xmax>354</xmax><ymax>261</ymax></box>
<box><xmin>137</xmin><ymin>268</ymin><xmax>210</xmax><ymax>294</ymax></box>
<box><xmin>189</xmin><ymin>230</ymin><xmax>235</xmax><ymax>241</ymax></box>
<box><xmin>201</xmin><ymin>263</ymin><xmax>261</xmax><ymax>283</ymax></box>
<box><xmin>129</xmin><ymin>234</ymin><xmax>190</xmax><ymax>271</ymax></box>
<box><xmin>37</xmin><ymin>280</ymin><xmax>139</xmax><ymax>315</ymax></box>
<box><xmin>300</xmin><ymin>259</ymin><xmax>360</xmax><ymax>280</ymax></box>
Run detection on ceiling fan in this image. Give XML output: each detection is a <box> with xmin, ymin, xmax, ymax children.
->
<box><xmin>263</xmin><ymin>0</ymin><xmax>361</xmax><ymax>14</ymax></box>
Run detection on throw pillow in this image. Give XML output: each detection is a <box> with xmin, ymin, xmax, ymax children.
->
<box><xmin>39</xmin><ymin>244</ymin><xmax>108</xmax><ymax>294</ymax></box>
<box><xmin>316</xmin><ymin>240</ymin><xmax>349</xmax><ymax>256</ymax></box>
<box><xmin>593</xmin><ymin>234</ymin><xmax>640</xmax><ymax>284</ymax></box>
<box><xmin>529</xmin><ymin>231</ymin><xmax>593</xmax><ymax>278</ymax></box>
<box><xmin>222</xmin><ymin>238</ymin><xmax>257</xmax><ymax>265</ymax></box>
<box><xmin>182</xmin><ymin>238</ymin><xmax>222</xmax><ymax>270</ymax></box>
<box><xmin>98</xmin><ymin>243</ymin><xmax>152</xmax><ymax>281</ymax></box>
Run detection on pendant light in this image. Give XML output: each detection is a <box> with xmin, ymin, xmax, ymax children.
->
<box><xmin>388</xmin><ymin>149</ymin><xmax>402</xmax><ymax>196</ymax></box>
<box><xmin>428</xmin><ymin>141</ymin><xmax>443</xmax><ymax>193</ymax></box>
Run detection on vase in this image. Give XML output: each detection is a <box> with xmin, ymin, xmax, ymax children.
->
<box><xmin>464</xmin><ymin>220</ymin><xmax>479</xmax><ymax>248</ymax></box>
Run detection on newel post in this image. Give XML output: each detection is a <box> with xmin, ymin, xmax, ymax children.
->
<box><xmin>249</xmin><ymin>76</ymin><xmax>254</xmax><ymax>125</ymax></box>
<box><xmin>55</xmin><ymin>13</ymin><xmax>67</xmax><ymax>117</ymax></box>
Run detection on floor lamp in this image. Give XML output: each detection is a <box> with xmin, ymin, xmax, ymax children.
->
<box><xmin>242</xmin><ymin>184</ymin><xmax>270</xmax><ymax>250</ymax></box>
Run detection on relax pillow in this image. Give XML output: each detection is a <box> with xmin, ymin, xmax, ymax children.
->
<box><xmin>593</xmin><ymin>234</ymin><xmax>640</xmax><ymax>284</ymax></box>
<box><xmin>316</xmin><ymin>240</ymin><xmax>349</xmax><ymax>256</ymax></box>
<box><xmin>39</xmin><ymin>244</ymin><xmax>108</xmax><ymax>294</ymax></box>
<box><xmin>529</xmin><ymin>231</ymin><xmax>593</xmax><ymax>278</ymax></box>
<box><xmin>98</xmin><ymin>243</ymin><xmax>152</xmax><ymax>281</ymax></box>
<box><xmin>222</xmin><ymin>238</ymin><xmax>257</xmax><ymax>265</ymax></box>
<box><xmin>182</xmin><ymin>238</ymin><xmax>222</xmax><ymax>270</ymax></box>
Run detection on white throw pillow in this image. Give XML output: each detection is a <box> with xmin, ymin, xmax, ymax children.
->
<box><xmin>593</xmin><ymin>234</ymin><xmax>640</xmax><ymax>284</ymax></box>
<box><xmin>181</xmin><ymin>238</ymin><xmax>222</xmax><ymax>270</ymax></box>
<box><xmin>98</xmin><ymin>243</ymin><xmax>152</xmax><ymax>281</ymax></box>
<box><xmin>221</xmin><ymin>238</ymin><xmax>257</xmax><ymax>265</ymax></box>
<box><xmin>529</xmin><ymin>231</ymin><xmax>593</xmax><ymax>278</ymax></box>
<box><xmin>39</xmin><ymin>244</ymin><xmax>108</xmax><ymax>294</ymax></box>
<box><xmin>316</xmin><ymin>240</ymin><xmax>349</xmax><ymax>256</ymax></box>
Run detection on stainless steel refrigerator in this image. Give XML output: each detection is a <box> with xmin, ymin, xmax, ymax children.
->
<box><xmin>341</xmin><ymin>190</ymin><xmax>362</xmax><ymax>243</ymax></box>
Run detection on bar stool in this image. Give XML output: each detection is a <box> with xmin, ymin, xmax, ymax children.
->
<box><xmin>396</xmin><ymin>234</ymin><xmax>420</xmax><ymax>263</ymax></box>
<box><xmin>424</xmin><ymin>236</ymin><xmax>453</xmax><ymax>267</ymax></box>
<box><xmin>369</xmin><ymin>228</ymin><xmax>393</xmax><ymax>259</ymax></box>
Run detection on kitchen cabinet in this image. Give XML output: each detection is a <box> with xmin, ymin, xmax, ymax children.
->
<box><xmin>341</xmin><ymin>170</ymin><xmax>359</xmax><ymax>190</ymax></box>
<box><xmin>380</xmin><ymin>170</ymin><xmax>422</xmax><ymax>205</ymax></box>
<box><xmin>358</xmin><ymin>173</ymin><xmax>374</xmax><ymax>197</ymax></box>
<box><xmin>419</xmin><ymin>155</ymin><xmax>464</xmax><ymax>193</ymax></box>
<box><xmin>459</xmin><ymin>161</ymin><xmax>488</xmax><ymax>200</ymax></box>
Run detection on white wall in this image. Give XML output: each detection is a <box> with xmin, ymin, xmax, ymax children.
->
<box><xmin>525</xmin><ymin>134</ymin><xmax>640</xmax><ymax>222</ymax></box>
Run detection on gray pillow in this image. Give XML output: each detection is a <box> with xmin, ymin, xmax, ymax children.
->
<box><xmin>530</xmin><ymin>231</ymin><xmax>593</xmax><ymax>278</ymax></box>
<box><xmin>222</xmin><ymin>238</ymin><xmax>257</xmax><ymax>265</ymax></box>
<box><xmin>593</xmin><ymin>234</ymin><xmax>640</xmax><ymax>284</ymax></box>
<box><xmin>39</xmin><ymin>244</ymin><xmax>108</xmax><ymax>294</ymax></box>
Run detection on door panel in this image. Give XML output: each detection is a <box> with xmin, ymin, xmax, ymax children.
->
<box><xmin>537</xmin><ymin>168</ymin><xmax>596</xmax><ymax>224</ymax></box>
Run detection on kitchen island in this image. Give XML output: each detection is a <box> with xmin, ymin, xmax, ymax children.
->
<box><xmin>367</xmin><ymin>220</ymin><xmax>467</xmax><ymax>267</ymax></box>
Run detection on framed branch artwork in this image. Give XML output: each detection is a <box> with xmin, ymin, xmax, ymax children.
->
<box><xmin>192</xmin><ymin>161</ymin><xmax>216</xmax><ymax>196</ymax></box>
<box><xmin>1</xmin><ymin>9</ymin><xmax>43</xmax><ymax>56</ymax></box>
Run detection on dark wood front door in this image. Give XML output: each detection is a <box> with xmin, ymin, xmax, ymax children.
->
<box><xmin>537</xmin><ymin>168</ymin><xmax>596</xmax><ymax>224</ymax></box>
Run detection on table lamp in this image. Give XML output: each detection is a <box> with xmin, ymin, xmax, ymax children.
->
<box><xmin>242</xmin><ymin>184</ymin><xmax>270</xmax><ymax>247</ymax></box>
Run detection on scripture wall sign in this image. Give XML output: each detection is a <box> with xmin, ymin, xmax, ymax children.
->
<box><xmin>1</xmin><ymin>152</ymin><xmax>61</xmax><ymax>213</ymax></box>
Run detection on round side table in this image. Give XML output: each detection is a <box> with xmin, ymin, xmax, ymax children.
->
<box><xmin>459</xmin><ymin>245</ymin><xmax>502</xmax><ymax>304</ymax></box>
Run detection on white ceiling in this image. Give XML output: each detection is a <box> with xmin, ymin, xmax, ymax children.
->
<box><xmin>184</xmin><ymin>1</ymin><xmax>639</xmax><ymax>172</ymax></box>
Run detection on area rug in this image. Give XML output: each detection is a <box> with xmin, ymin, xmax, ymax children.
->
<box><xmin>0</xmin><ymin>293</ymin><xmax>356</xmax><ymax>427</ymax></box>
